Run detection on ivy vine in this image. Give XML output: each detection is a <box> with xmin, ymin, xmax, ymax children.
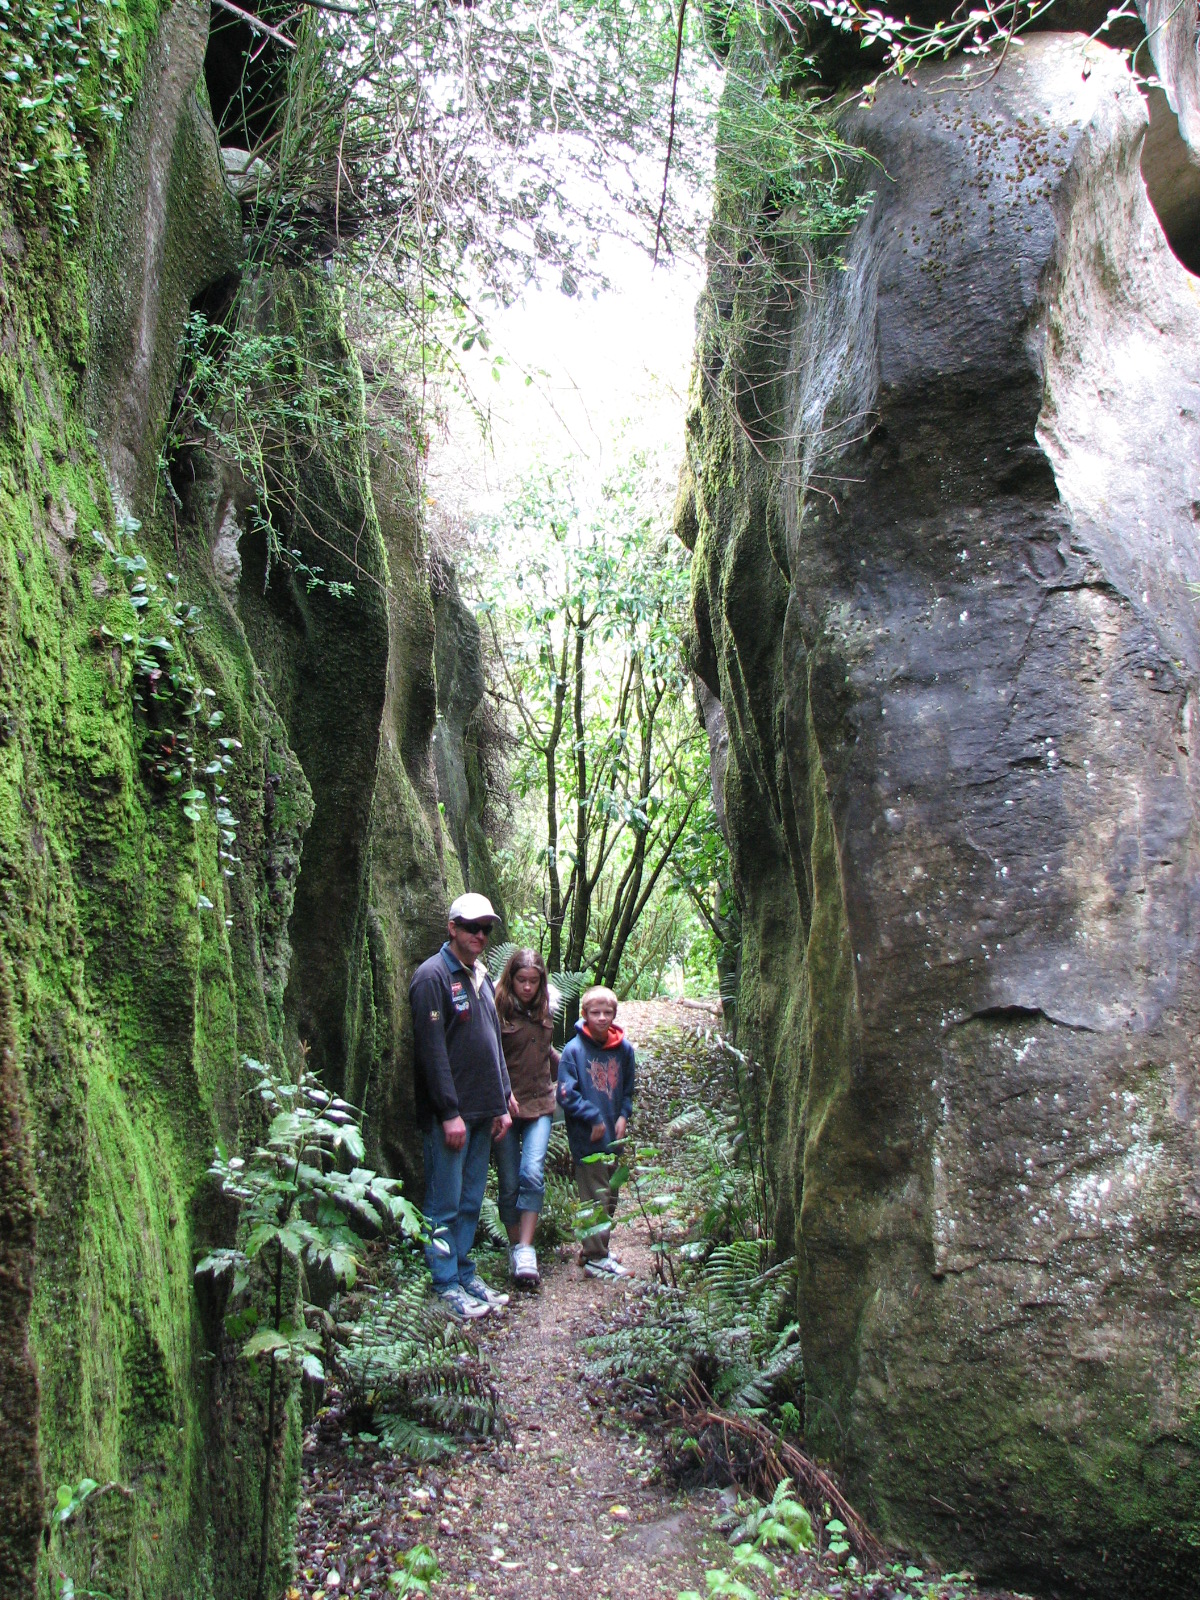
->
<box><xmin>0</xmin><ymin>0</ymin><xmax>137</xmax><ymax>235</ymax></box>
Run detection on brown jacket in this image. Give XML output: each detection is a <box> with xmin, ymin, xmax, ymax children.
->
<box><xmin>500</xmin><ymin>1008</ymin><xmax>560</xmax><ymax>1119</ymax></box>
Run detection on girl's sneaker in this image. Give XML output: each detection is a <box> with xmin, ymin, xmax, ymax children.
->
<box><xmin>511</xmin><ymin>1244</ymin><xmax>540</xmax><ymax>1285</ymax></box>
<box><xmin>584</xmin><ymin>1255</ymin><xmax>629</xmax><ymax>1279</ymax></box>
<box><xmin>462</xmin><ymin>1274</ymin><xmax>510</xmax><ymax>1310</ymax></box>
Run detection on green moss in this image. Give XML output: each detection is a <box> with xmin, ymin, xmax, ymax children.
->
<box><xmin>0</xmin><ymin>36</ymin><xmax>303</xmax><ymax>1593</ymax></box>
<box><xmin>1</xmin><ymin>4</ymin><xmax>451</xmax><ymax>1591</ymax></box>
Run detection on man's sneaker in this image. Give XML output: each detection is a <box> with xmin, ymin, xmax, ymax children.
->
<box><xmin>435</xmin><ymin>1284</ymin><xmax>490</xmax><ymax>1320</ymax></box>
<box><xmin>584</xmin><ymin>1255</ymin><xmax>630</xmax><ymax>1279</ymax></box>
<box><xmin>462</xmin><ymin>1275</ymin><xmax>510</xmax><ymax>1310</ymax></box>
<box><xmin>511</xmin><ymin>1244</ymin><xmax>540</xmax><ymax>1286</ymax></box>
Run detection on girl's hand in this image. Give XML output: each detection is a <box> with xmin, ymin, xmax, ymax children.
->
<box><xmin>508</xmin><ymin>1092</ymin><xmax>520</xmax><ymax>1120</ymax></box>
<box><xmin>590</xmin><ymin>1123</ymin><xmax>606</xmax><ymax>1143</ymax></box>
<box><xmin>614</xmin><ymin>1116</ymin><xmax>627</xmax><ymax>1140</ymax></box>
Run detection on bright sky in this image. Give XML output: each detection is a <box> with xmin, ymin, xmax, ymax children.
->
<box><xmin>424</xmin><ymin>239</ymin><xmax>706</xmax><ymax>538</ymax></box>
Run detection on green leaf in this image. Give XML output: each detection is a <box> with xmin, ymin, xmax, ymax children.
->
<box><xmin>194</xmin><ymin>1248</ymin><xmax>244</xmax><ymax>1279</ymax></box>
<box><xmin>244</xmin><ymin>1222</ymin><xmax>285</xmax><ymax>1259</ymax></box>
<box><xmin>242</xmin><ymin>1326</ymin><xmax>290</xmax><ymax>1359</ymax></box>
<box><xmin>731</xmin><ymin>1547</ymin><xmax>777</xmax><ymax>1575</ymax></box>
<box><xmin>336</xmin><ymin>1122</ymin><xmax>365</xmax><ymax>1162</ymax></box>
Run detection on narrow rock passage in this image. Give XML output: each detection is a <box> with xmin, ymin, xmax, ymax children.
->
<box><xmin>292</xmin><ymin>1004</ymin><xmax>722</xmax><ymax>1600</ymax></box>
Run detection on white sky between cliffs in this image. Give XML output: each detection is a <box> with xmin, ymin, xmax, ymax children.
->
<box><xmin>422</xmin><ymin>237</ymin><xmax>707</xmax><ymax>549</ymax></box>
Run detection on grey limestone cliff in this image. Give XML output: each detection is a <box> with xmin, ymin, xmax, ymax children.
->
<box><xmin>682</xmin><ymin>30</ymin><xmax>1200</xmax><ymax>1596</ymax></box>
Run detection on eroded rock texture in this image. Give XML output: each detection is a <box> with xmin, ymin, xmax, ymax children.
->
<box><xmin>431</xmin><ymin>555</ymin><xmax>509</xmax><ymax>927</ymax></box>
<box><xmin>683</xmin><ymin>33</ymin><xmax>1200</xmax><ymax>1595</ymax></box>
<box><xmin>0</xmin><ymin>2</ymin><xmax>445</xmax><ymax>1593</ymax></box>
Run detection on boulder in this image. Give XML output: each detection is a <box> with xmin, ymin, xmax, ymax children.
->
<box><xmin>683</xmin><ymin>33</ymin><xmax>1200</xmax><ymax>1595</ymax></box>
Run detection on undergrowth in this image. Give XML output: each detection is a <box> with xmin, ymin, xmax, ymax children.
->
<box><xmin>581</xmin><ymin>1026</ymin><xmax>803</xmax><ymax>1451</ymax></box>
<box><xmin>332</xmin><ymin>1250</ymin><xmax>503</xmax><ymax>1461</ymax></box>
<box><xmin>582</xmin><ymin>1157</ymin><xmax>802</xmax><ymax>1436</ymax></box>
<box><xmin>582</xmin><ymin>1024</ymin><xmax>891</xmax><ymax>1576</ymax></box>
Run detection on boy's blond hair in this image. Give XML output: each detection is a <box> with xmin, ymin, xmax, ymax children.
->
<box><xmin>579</xmin><ymin>985</ymin><xmax>618</xmax><ymax>1012</ymax></box>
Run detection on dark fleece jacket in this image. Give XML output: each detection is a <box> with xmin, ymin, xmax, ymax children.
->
<box><xmin>409</xmin><ymin>944</ymin><xmax>510</xmax><ymax>1123</ymax></box>
<box><xmin>556</xmin><ymin>1019</ymin><xmax>636</xmax><ymax>1163</ymax></box>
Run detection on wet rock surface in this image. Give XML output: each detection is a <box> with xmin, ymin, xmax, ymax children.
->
<box><xmin>683</xmin><ymin>32</ymin><xmax>1200</xmax><ymax>1597</ymax></box>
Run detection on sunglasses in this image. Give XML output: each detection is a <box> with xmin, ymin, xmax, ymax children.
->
<box><xmin>454</xmin><ymin>919</ymin><xmax>493</xmax><ymax>936</ymax></box>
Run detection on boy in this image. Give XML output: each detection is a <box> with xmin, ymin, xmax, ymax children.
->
<box><xmin>556</xmin><ymin>985</ymin><xmax>636</xmax><ymax>1279</ymax></box>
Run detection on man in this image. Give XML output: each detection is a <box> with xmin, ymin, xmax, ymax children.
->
<box><xmin>409</xmin><ymin>892</ymin><xmax>517</xmax><ymax>1319</ymax></box>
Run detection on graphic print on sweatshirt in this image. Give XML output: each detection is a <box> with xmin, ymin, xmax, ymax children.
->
<box><xmin>588</xmin><ymin>1055</ymin><xmax>621</xmax><ymax>1099</ymax></box>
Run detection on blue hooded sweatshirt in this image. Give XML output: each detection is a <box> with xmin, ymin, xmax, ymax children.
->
<box><xmin>556</xmin><ymin>1018</ymin><xmax>636</xmax><ymax>1163</ymax></box>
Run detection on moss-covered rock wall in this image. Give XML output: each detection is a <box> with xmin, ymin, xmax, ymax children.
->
<box><xmin>430</xmin><ymin>555</ymin><xmax>508</xmax><ymax>930</ymax></box>
<box><xmin>682</xmin><ymin>28</ymin><xmax>1200</xmax><ymax>1599</ymax></box>
<box><xmin>0</xmin><ymin>3</ymin><xmax>446</xmax><ymax>1593</ymax></box>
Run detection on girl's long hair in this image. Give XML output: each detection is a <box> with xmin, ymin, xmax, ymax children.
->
<box><xmin>495</xmin><ymin>947</ymin><xmax>551</xmax><ymax>1023</ymax></box>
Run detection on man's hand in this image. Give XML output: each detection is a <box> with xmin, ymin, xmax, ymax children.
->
<box><xmin>442</xmin><ymin>1115</ymin><xmax>467</xmax><ymax>1152</ymax></box>
<box><xmin>508</xmin><ymin>1092</ymin><xmax>520</xmax><ymax>1121</ymax></box>
<box><xmin>590</xmin><ymin>1122</ymin><xmax>607</xmax><ymax>1143</ymax></box>
<box><xmin>614</xmin><ymin>1115</ymin><xmax>627</xmax><ymax>1141</ymax></box>
<box><xmin>492</xmin><ymin>1110</ymin><xmax>513</xmax><ymax>1142</ymax></box>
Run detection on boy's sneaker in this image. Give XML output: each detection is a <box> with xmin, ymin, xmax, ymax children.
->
<box><xmin>584</xmin><ymin>1255</ymin><xmax>630</xmax><ymax>1279</ymax></box>
<box><xmin>511</xmin><ymin>1244</ymin><xmax>540</xmax><ymax>1286</ymax></box>
<box><xmin>435</xmin><ymin>1285</ymin><xmax>490</xmax><ymax>1320</ymax></box>
<box><xmin>461</xmin><ymin>1275</ymin><xmax>510</xmax><ymax>1310</ymax></box>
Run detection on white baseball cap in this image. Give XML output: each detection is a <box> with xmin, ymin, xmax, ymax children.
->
<box><xmin>448</xmin><ymin>892</ymin><xmax>501</xmax><ymax>925</ymax></box>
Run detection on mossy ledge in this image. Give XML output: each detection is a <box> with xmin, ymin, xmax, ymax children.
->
<box><xmin>0</xmin><ymin>3</ymin><xmax>445</xmax><ymax>1593</ymax></box>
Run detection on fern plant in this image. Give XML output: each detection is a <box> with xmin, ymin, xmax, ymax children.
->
<box><xmin>333</xmin><ymin>1253</ymin><xmax>502</xmax><ymax>1458</ymax></box>
<box><xmin>197</xmin><ymin>1055</ymin><xmax>424</xmax><ymax>1599</ymax></box>
<box><xmin>486</xmin><ymin>942</ymin><xmax>589</xmax><ymax>1019</ymax></box>
<box><xmin>582</xmin><ymin>1097</ymin><xmax>801</xmax><ymax>1436</ymax></box>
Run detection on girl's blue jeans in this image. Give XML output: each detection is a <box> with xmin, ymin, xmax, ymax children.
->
<box><xmin>494</xmin><ymin>1113</ymin><xmax>553</xmax><ymax>1227</ymax></box>
<box><xmin>423</xmin><ymin>1116</ymin><xmax>493</xmax><ymax>1292</ymax></box>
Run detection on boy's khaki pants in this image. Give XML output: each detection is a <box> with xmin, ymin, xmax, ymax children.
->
<box><xmin>575</xmin><ymin>1156</ymin><xmax>618</xmax><ymax>1261</ymax></box>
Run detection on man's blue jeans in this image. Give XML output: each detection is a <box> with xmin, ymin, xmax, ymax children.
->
<box><xmin>494</xmin><ymin>1113</ymin><xmax>553</xmax><ymax>1228</ymax></box>
<box><xmin>423</xmin><ymin>1117</ymin><xmax>493</xmax><ymax>1291</ymax></box>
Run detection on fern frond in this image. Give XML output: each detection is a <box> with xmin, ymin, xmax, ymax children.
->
<box><xmin>373</xmin><ymin>1415</ymin><xmax>457</xmax><ymax>1461</ymax></box>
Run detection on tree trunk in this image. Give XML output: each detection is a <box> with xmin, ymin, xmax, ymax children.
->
<box><xmin>545</xmin><ymin>631</ymin><xmax>569</xmax><ymax>973</ymax></box>
<box><xmin>566</xmin><ymin>609</ymin><xmax>590</xmax><ymax>971</ymax></box>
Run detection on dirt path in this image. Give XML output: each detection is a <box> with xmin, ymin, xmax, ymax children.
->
<box><xmin>290</xmin><ymin>1003</ymin><xmax>722</xmax><ymax>1600</ymax></box>
<box><xmin>291</xmin><ymin>1218</ymin><xmax>718</xmax><ymax>1600</ymax></box>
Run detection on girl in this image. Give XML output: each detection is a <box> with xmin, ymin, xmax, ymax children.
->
<box><xmin>493</xmin><ymin>947</ymin><xmax>559</xmax><ymax>1287</ymax></box>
